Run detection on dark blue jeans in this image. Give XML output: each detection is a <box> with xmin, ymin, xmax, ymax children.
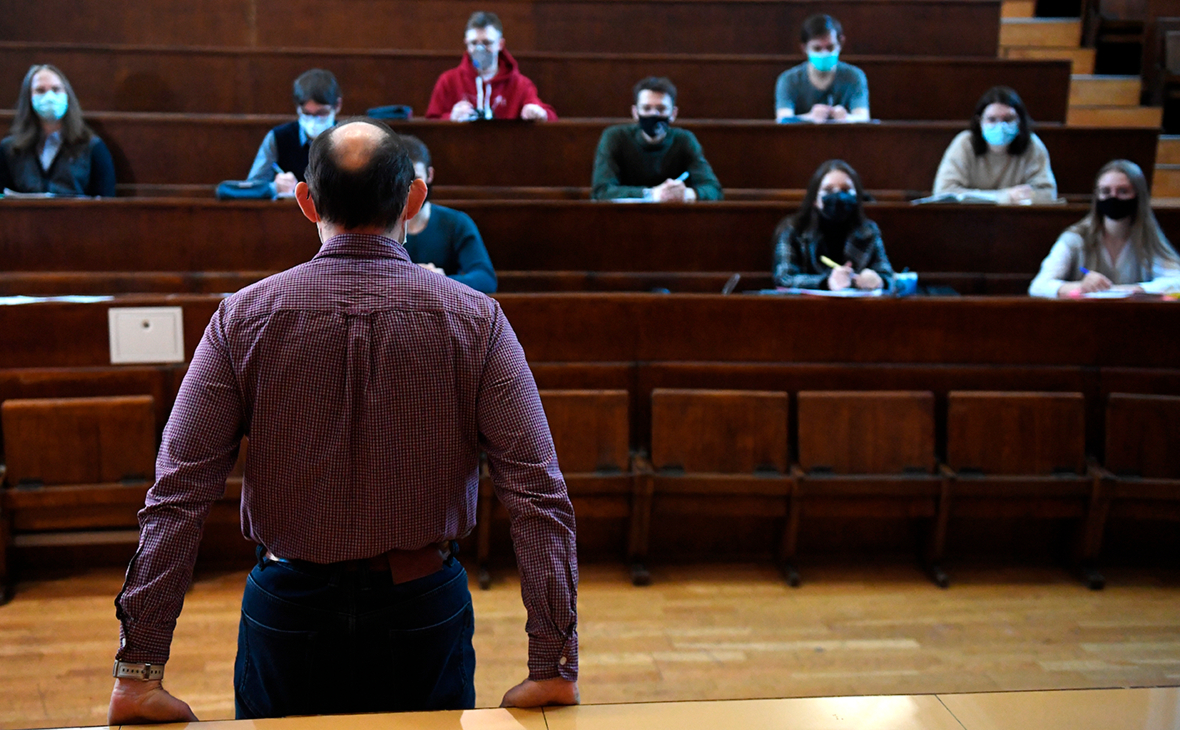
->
<box><xmin>234</xmin><ymin>547</ymin><xmax>476</xmax><ymax>719</ymax></box>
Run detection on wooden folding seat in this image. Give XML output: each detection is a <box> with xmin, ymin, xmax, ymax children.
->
<box><xmin>1</xmin><ymin>396</ymin><xmax>156</xmax><ymax>602</ymax></box>
<box><xmin>476</xmin><ymin>390</ymin><xmax>635</xmax><ymax>589</ymax></box>
<box><xmin>787</xmin><ymin>391</ymin><xmax>947</xmax><ymax>587</ymax></box>
<box><xmin>940</xmin><ymin>391</ymin><xmax>1104</xmax><ymax>588</ymax></box>
<box><xmin>636</xmin><ymin>389</ymin><xmax>794</xmax><ymax>584</ymax></box>
<box><xmin>1090</xmin><ymin>394</ymin><xmax>1180</xmax><ymax>555</ymax></box>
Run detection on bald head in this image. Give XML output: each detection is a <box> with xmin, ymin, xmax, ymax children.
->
<box><xmin>305</xmin><ymin>117</ymin><xmax>415</xmax><ymax>230</ymax></box>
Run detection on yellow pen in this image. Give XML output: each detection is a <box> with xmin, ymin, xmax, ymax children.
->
<box><xmin>819</xmin><ymin>255</ymin><xmax>841</xmax><ymax>270</ymax></box>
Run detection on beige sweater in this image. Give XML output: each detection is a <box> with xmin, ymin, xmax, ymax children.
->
<box><xmin>932</xmin><ymin>131</ymin><xmax>1057</xmax><ymax>201</ymax></box>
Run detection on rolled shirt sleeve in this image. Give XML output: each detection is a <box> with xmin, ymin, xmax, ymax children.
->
<box><xmin>476</xmin><ymin>304</ymin><xmax>579</xmax><ymax>681</ymax></box>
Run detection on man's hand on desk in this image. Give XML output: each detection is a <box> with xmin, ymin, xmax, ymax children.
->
<box><xmin>109</xmin><ymin>678</ymin><xmax>198</xmax><ymax>724</ymax></box>
<box><xmin>500</xmin><ymin>677</ymin><xmax>580</xmax><ymax>708</ymax></box>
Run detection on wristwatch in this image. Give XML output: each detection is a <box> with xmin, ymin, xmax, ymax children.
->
<box><xmin>112</xmin><ymin>660</ymin><xmax>165</xmax><ymax>681</ymax></box>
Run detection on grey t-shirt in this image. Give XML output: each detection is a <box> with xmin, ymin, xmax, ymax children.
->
<box><xmin>774</xmin><ymin>61</ymin><xmax>869</xmax><ymax>115</ymax></box>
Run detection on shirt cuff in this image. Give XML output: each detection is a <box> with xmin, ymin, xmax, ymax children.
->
<box><xmin>527</xmin><ymin>629</ymin><xmax>579</xmax><ymax>681</ymax></box>
<box><xmin>115</xmin><ymin>622</ymin><xmax>175</xmax><ymax>666</ymax></box>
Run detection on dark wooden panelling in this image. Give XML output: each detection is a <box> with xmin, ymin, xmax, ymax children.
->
<box><xmin>0</xmin><ymin>0</ymin><xmax>1002</xmax><ymax>56</ymax></box>
<box><xmin>651</xmin><ymin>389</ymin><xmax>789</xmax><ymax>473</ymax></box>
<box><xmin>796</xmin><ymin>391</ymin><xmax>935</xmax><ymax>474</ymax></box>
<box><xmin>539</xmin><ymin>389</ymin><xmax>630</xmax><ymax>472</ymax></box>
<box><xmin>946</xmin><ymin>392</ymin><xmax>1087</xmax><ymax>475</ymax></box>
<box><xmin>1105</xmin><ymin>393</ymin><xmax>1180</xmax><ymax>478</ymax></box>
<box><xmin>0</xmin><ymin>43</ymin><xmax>1069</xmax><ymax>121</ymax></box>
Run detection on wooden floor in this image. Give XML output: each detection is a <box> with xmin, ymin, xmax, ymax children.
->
<box><xmin>2</xmin><ymin>561</ymin><xmax>1179</xmax><ymax>729</ymax></box>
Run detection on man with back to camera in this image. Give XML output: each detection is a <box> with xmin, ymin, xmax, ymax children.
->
<box><xmin>426</xmin><ymin>11</ymin><xmax>557</xmax><ymax>122</ymax></box>
<box><xmin>591</xmin><ymin>76</ymin><xmax>723</xmax><ymax>202</ymax></box>
<box><xmin>247</xmin><ymin>68</ymin><xmax>343</xmax><ymax>195</ymax></box>
<box><xmin>775</xmin><ymin>14</ymin><xmax>870</xmax><ymax>124</ymax></box>
<box><xmin>107</xmin><ymin>119</ymin><xmax>579</xmax><ymax>722</ymax></box>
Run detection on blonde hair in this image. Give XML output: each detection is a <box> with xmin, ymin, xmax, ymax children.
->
<box><xmin>1068</xmin><ymin>159</ymin><xmax>1180</xmax><ymax>277</ymax></box>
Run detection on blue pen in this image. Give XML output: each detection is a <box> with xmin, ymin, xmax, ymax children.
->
<box><xmin>1080</xmin><ymin>267</ymin><xmax>1092</xmax><ymax>275</ymax></box>
<box><xmin>675</xmin><ymin>171</ymin><xmax>689</xmax><ymax>183</ymax></box>
<box><xmin>271</xmin><ymin>162</ymin><xmax>285</xmax><ymax>176</ymax></box>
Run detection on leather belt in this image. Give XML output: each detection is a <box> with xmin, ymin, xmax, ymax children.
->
<box><xmin>265</xmin><ymin>541</ymin><xmax>453</xmax><ymax>585</ymax></box>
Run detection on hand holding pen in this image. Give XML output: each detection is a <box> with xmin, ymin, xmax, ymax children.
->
<box><xmin>821</xmin><ymin>255</ymin><xmax>883</xmax><ymax>291</ymax></box>
<box><xmin>1063</xmin><ymin>266</ymin><xmax>1113</xmax><ymax>297</ymax></box>
<box><xmin>647</xmin><ymin>171</ymin><xmax>694</xmax><ymax>203</ymax></box>
<box><xmin>272</xmin><ymin>162</ymin><xmax>298</xmax><ymax>196</ymax></box>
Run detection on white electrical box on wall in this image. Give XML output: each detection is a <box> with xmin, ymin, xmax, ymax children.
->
<box><xmin>108</xmin><ymin>307</ymin><xmax>185</xmax><ymax>364</ymax></box>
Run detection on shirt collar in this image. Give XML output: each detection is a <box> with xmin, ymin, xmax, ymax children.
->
<box><xmin>313</xmin><ymin>233</ymin><xmax>412</xmax><ymax>261</ymax></box>
<box><xmin>299</xmin><ymin>125</ymin><xmax>309</xmax><ymax>146</ymax></box>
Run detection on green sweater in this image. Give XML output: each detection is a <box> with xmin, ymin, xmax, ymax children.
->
<box><xmin>591</xmin><ymin>124</ymin><xmax>723</xmax><ymax>201</ymax></box>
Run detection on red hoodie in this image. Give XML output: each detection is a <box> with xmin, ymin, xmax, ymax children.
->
<box><xmin>425</xmin><ymin>50</ymin><xmax>558</xmax><ymax>120</ymax></box>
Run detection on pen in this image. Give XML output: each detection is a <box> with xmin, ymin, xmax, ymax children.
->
<box><xmin>820</xmin><ymin>255</ymin><xmax>857</xmax><ymax>279</ymax></box>
<box><xmin>272</xmin><ymin>162</ymin><xmax>285</xmax><ymax>176</ymax></box>
<box><xmin>674</xmin><ymin>171</ymin><xmax>689</xmax><ymax>183</ymax></box>
<box><xmin>1080</xmin><ymin>266</ymin><xmax>1092</xmax><ymax>275</ymax></box>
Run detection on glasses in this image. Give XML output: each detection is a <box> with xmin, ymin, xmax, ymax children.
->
<box><xmin>466</xmin><ymin>40</ymin><xmax>498</xmax><ymax>50</ymax></box>
<box><xmin>299</xmin><ymin>108</ymin><xmax>335</xmax><ymax>118</ymax></box>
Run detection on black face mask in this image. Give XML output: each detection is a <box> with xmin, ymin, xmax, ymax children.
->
<box><xmin>819</xmin><ymin>191</ymin><xmax>859</xmax><ymax>225</ymax></box>
<box><xmin>637</xmin><ymin>114</ymin><xmax>671</xmax><ymax>138</ymax></box>
<box><xmin>1096</xmin><ymin>195</ymin><xmax>1137</xmax><ymax>222</ymax></box>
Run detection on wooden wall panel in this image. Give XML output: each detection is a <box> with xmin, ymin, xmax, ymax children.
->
<box><xmin>946</xmin><ymin>391</ymin><xmax>1087</xmax><ymax>475</ymax></box>
<box><xmin>651</xmin><ymin>389</ymin><xmax>789</xmax><ymax>473</ymax></box>
<box><xmin>1105</xmin><ymin>393</ymin><xmax>1180</xmax><ymax>478</ymax></box>
<box><xmin>796</xmin><ymin>391</ymin><xmax>935</xmax><ymax>474</ymax></box>
<box><xmin>539</xmin><ymin>390</ymin><xmax>630</xmax><ymax>472</ymax></box>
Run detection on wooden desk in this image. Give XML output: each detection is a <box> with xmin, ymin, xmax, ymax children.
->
<box><xmin>0</xmin><ymin>0</ymin><xmax>1002</xmax><ymax>56</ymax></box>
<box><xmin>0</xmin><ymin>114</ymin><xmax>1155</xmax><ymax>195</ymax></box>
<box><xmin>0</xmin><ymin>43</ymin><xmax>1071</xmax><ymax>122</ymax></box>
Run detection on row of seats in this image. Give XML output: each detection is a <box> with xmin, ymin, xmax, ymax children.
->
<box><xmin>6</xmin><ymin>388</ymin><xmax>1174</xmax><ymax>597</ymax></box>
<box><xmin>0</xmin><ymin>44</ymin><xmax>1074</xmax><ymax>121</ymax></box>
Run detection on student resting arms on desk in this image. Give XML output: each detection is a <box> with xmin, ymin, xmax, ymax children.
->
<box><xmin>0</xmin><ymin>64</ymin><xmax>115</xmax><ymax>197</ymax></box>
<box><xmin>591</xmin><ymin>76</ymin><xmax>723</xmax><ymax>202</ymax></box>
<box><xmin>400</xmin><ymin>135</ymin><xmax>498</xmax><ymax>293</ymax></box>
<box><xmin>1029</xmin><ymin>159</ymin><xmax>1180</xmax><ymax>297</ymax></box>
<box><xmin>773</xmin><ymin>159</ymin><xmax>893</xmax><ymax>290</ymax></box>
<box><xmin>247</xmin><ymin>69</ymin><xmax>342</xmax><ymax>196</ymax></box>
<box><xmin>775</xmin><ymin>14</ymin><xmax>869</xmax><ymax>124</ymax></box>
<box><xmin>425</xmin><ymin>11</ymin><xmax>556</xmax><ymax>122</ymax></box>
<box><xmin>933</xmin><ymin>86</ymin><xmax>1056</xmax><ymax>205</ymax></box>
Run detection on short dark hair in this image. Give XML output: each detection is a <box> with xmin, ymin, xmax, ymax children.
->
<box><xmin>633</xmin><ymin>76</ymin><xmax>677</xmax><ymax>105</ymax></box>
<box><xmin>292</xmin><ymin>68</ymin><xmax>341</xmax><ymax>107</ymax></box>
<box><xmin>466</xmin><ymin>11</ymin><xmax>503</xmax><ymax>34</ymax></box>
<box><xmin>969</xmin><ymin>85</ymin><xmax>1032</xmax><ymax>156</ymax></box>
<box><xmin>801</xmin><ymin>14</ymin><xmax>843</xmax><ymax>43</ymax></box>
<box><xmin>305</xmin><ymin>118</ymin><xmax>415</xmax><ymax>231</ymax></box>
<box><xmin>400</xmin><ymin>134</ymin><xmax>431</xmax><ymax>169</ymax></box>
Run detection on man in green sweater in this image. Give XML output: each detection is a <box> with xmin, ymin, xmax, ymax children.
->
<box><xmin>591</xmin><ymin>77</ymin><xmax>723</xmax><ymax>202</ymax></box>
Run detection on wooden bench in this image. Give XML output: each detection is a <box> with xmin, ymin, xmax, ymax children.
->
<box><xmin>476</xmin><ymin>389</ymin><xmax>641</xmax><ymax>587</ymax></box>
<box><xmin>0</xmin><ymin>395</ymin><xmax>156</xmax><ymax>600</ymax></box>
<box><xmin>0</xmin><ymin>114</ymin><xmax>1155</xmax><ymax>195</ymax></box>
<box><xmin>0</xmin><ymin>0</ymin><xmax>1002</xmax><ymax>56</ymax></box>
<box><xmin>941</xmin><ymin>391</ymin><xmax>1105</xmax><ymax>588</ymax></box>
<box><xmin>639</xmin><ymin>389</ymin><xmax>794</xmax><ymax>580</ymax></box>
<box><xmin>0</xmin><ymin>43</ymin><xmax>1071</xmax><ymax>122</ymax></box>
<box><xmin>786</xmin><ymin>391</ymin><xmax>947</xmax><ymax>586</ymax></box>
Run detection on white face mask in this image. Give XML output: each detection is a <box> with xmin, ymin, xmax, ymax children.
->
<box><xmin>298</xmin><ymin>110</ymin><xmax>336</xmax><ymax>140</ymax></box>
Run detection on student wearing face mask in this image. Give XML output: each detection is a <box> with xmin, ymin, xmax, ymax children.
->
<box><xmin>425</xmin><ymin>12</ymin><xmax>557</xmax><ymax>122</ymax></box>
<box><xmin>247</xmin><ymin>69</ymin><xmax>342</xmax><ymax>195</ymax></box>
<box><xmin>933</xmin><ymin>86</ymin><xmax>1056</xmax><ymax>205</ymax></box>
<box><xmin>400</xmin><ymin>135</ymin><xmax>498</xmax><ymax>293</ymax></box>
<box><xmin>0</xmin><ymin>64</ymin><xmax>116</xmax><ymax>197</ymax></box>
<box><xmin>591</xmin><ymin>76</ymin><xmax>723</xmax><ymax>202</ymax></box>
<box><xmin>773</xmin><ymin>160</ymin><xmax>893</xmax><ymax>290</ymax></box>
<box><xmin>775</xmin><ymin>15</ymin><xmax>869</xmax><ymax>124</ymax></box>
<box><xmin>1029</xmin><ymin>160</ymin><xmax>1180</xmax><ymax>297</ymax></box>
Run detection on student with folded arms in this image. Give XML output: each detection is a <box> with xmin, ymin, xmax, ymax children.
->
<box><xmin>775</xmin><ymin>14</ymin><xmax>869</xmax><ymax>123</ymax></box>
<box><xmin>773</xmin><ymin>159</ymin><xmax>893</xmax><ymax>290</ymax></box>
<box><xmin>933</xmin><ymin>86</ymin><xmax>1056</xmax><ymax>204</ymax></box>
<box><xmin>0</xmin><ymin>64</ymin><xmax>115</xmax><ymax>197</ymax></box>
<box><xmin>1029</xmin><ymin>159</ymin><xmax>1180</xmax><ymax>297</ymax></box>
<box><xmin>400</xmin><ymin>135</ymin><xmax>498</xmax><ymax>293</ymax></box>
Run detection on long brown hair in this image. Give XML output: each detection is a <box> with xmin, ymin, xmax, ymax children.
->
<box><xmin>1068</xmin><ymin>159</ymin><xmax>1180</xmax><ymax>276</ymax></box>
<box><xmin>8</xmin><ymin>64</ymin><xmax>92</xmax><ymax>153</ymax></box>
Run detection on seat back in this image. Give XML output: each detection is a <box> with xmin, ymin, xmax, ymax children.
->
<box><xmin>947</xmin><ymin>391</ymin><xmax>1086</xmax><ymax>475</ymax></box>
<box><xmin>797</xmin><ymin>391</ymin><xmax>936</xmax><ymax>474</ymax></box>
<box><xmin>651</xmin><ymin>389</ymin><xmax>788</xmax><ymax>474</ymax></box>
<box><xmin>2</xmin><ymin>395</ymin><xmax>156</xmax><ymax>486</ymax></box>
<box><xmin>1105</xmin><ymin>393</ymin><xmax>1180</xmax><ymax>478</ymax></box>
<box><xmin>539</xmin><ymin>390</ymin><xmax>629</xmax><ymax>473</ymax></box>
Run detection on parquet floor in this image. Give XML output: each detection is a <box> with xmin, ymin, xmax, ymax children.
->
<box><xmin>2</xmin><ymin>561</ymin><xmax>1179</xmax><ymax>729</ymax></box>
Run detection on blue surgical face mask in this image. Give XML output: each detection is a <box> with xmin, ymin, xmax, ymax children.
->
<box><xmin>298</xmin><ymin>110</ymin><xmax>336</xmax><ymax>140</ymax></box>
<box><xmin>981</xmin><ymin>120</ymin><xmax>1019</xmax><ymax>148</ymax></box>
<box><xmin>32</xmin><ymin>90</ymin><xmax>69</xmax><ymax>121</ymax></box>
<box><xmin>808</xmin><ymin>50</ymin><xmax>839</xmax><ymax>73</ymax></box>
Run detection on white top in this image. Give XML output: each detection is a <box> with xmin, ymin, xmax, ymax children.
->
<box><xmin>1028</xmin><ymin>230</ymin><xmax>1180</xmax><ymax>297</ymax></box>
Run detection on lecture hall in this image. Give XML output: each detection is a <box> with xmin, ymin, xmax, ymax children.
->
<box><xmin>0</xmin><ymin>0</ymin><xmax>1179</xmax><ymax>728</ymax></box>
